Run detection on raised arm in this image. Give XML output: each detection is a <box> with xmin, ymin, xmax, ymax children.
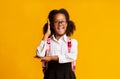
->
<box><xmin>36</xmin><ymin>19</ymin><xmax>51</xmax><ymax>58</ymax></box>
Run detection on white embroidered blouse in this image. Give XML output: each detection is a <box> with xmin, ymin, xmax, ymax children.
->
<box><xmin>36</xmin><ymin>34</ymin><xmax>78</xmax><ymax>63</ymax></box>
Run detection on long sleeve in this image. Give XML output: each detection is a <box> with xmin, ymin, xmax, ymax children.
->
<box><xmin>58</xmin><ymin>39</ymin><xmax>78</xmax><ymax>63</ymax></box>
<box><xmin>36</xmin><ymin>40</ymin><xmax>47</xmax><ymax>57</ymax></box>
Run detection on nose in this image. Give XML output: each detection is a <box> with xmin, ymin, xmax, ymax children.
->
<box><xmin>58</xmin><ymin>21</ymin><xmax>63</xmax><ymax>26</ymax></box>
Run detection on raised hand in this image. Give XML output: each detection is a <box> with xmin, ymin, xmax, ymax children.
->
<box><xmin>43</xmin><ymin>19</ymin><xmax>51</xmax><ymax>41</ymax></box>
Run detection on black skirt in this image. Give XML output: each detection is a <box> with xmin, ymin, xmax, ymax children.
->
<box><xmin>44</xmin><ymin>61</ymin><xmax>76</xmax><ymax>79</ymax></box>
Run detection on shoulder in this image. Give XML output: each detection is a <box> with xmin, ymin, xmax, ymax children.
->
<box><xmin>71</xmin><ymin>38</ymin><xmax>78</xmax><ymax>45</ymax></box>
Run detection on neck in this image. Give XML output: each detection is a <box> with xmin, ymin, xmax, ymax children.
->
<box><xmin>54</xmin><ymin>34</ymin><xmax>64</xmax><ymax>40</ymax></box>
<box><xmin>55</xmin><ymin>35</ymin><xmax>61</xmax><ymax>40</ymax></box>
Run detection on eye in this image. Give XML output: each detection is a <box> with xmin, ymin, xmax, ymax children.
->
<box><xmin>53</xmin><ymin>20</ymin><xmax>67</xmax><ymax>26</ymax></box>
<box><xmin>61</xmin><ymin>20</ymin><xmax>66</xmax><ymax>23</ymax></box>
<box><xmin>54</xmin><ymin>21</ymin><xmax>59</xmax><ymax>23</ymax></box>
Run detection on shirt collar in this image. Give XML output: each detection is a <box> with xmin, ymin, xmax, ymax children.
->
<box><xmin>51</xmin><ymin>34</ymin><xmax>67</xmax><ymax>42</ymax></box>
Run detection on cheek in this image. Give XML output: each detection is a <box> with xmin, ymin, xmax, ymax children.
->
<box><xmin>65</xmin><ymin>24</ymin><xmax>68</xmax><ymax>29</ymax></box>
<box><xmin>53</xmin><ymin>25</ymin><xmax>57</xmax><ymax>29</ymax></box>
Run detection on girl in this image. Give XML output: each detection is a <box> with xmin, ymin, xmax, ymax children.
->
<box><xmin>36</xmin><ymin>8</ymin><xmax>78</xmax><ymax>79</ymax></box>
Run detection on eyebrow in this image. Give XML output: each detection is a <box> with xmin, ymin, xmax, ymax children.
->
<box><xmin>54</xmin><ymin>19</ymin><xmax>66</xmax><ymax>21</ymax></box>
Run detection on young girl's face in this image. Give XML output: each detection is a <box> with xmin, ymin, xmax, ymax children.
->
<box><xmin>53</xmin><ymin>13</ymin><xmax>67</xmax><ymax>36</ymax></box>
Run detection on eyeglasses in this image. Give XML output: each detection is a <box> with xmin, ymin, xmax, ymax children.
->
<box><xmin>53</xmin><ymin>20</ymin><xmax>67</xmax><ymax>25</ymax></box>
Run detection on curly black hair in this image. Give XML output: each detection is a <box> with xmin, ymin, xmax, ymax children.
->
<box><xmin>43</xmin><ymin>8</ymin><xmax>76</xmax><ymax>37</ymax></box>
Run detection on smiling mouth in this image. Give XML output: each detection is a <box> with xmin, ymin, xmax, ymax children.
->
<box><xmin>57</xmin><ymin>27</ymin><xmax>64</xmax><ymax>31</ymax></box>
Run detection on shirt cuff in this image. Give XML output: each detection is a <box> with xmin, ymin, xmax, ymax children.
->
<box><xmin>41</xmin><ymin>40</ymin><xmax>47</xmax><ymax>44</ymax></box>
<box><xmin>58</xmin><ymin>54</ymin><xmax>66</xmax><ymax>63</ymax></box>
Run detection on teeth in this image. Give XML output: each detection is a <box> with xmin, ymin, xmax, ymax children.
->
<box><xmin>58</xmin><ymin>27</ymin><xmax>64</xmax><ymax>30</ymax></box>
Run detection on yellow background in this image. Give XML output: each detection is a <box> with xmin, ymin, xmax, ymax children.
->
<box><xmin>0</xmin><ymin>0</ymin><xmax>120</xmax><ymax>79</ymax></box>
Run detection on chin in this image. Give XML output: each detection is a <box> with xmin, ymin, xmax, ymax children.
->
<box><xmin>56</xmin><ymin>32</ymin><xmax>65</xmax><ymax>36</ymax></box>
<box><xmin>55</xmin><ymin>30</ymin><xmax>66</xmax><ymax>36</ymax></box>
